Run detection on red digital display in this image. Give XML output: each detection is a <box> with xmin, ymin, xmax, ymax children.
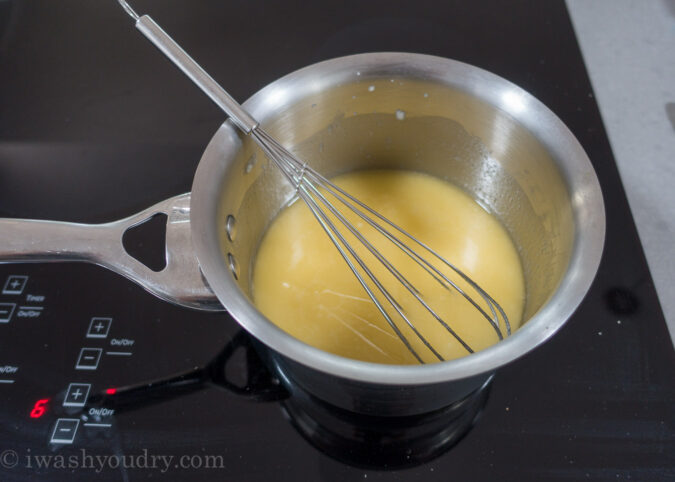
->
<box><xmin>105</xmin><ymin>388</ymin><xmax>117</xmax><ymax>395</ymax></box>
<box><xmin>30</xmin><ymin>398</ymin><xmax>49</xmax><ymax>418</ymax></box>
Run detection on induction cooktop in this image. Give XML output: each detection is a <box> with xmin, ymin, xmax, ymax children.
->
<box><xmin>0</xmin><ymin>1</ymin><xmax>673</xmax><ymax>481</ymax></box>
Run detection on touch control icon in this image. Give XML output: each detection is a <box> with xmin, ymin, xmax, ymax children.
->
<box><xmin>75</xmin><ymin>348</ymin><xmax>102</xmax><ymax>370</ymax></box>
<box><xmin>86</xmin><ymin>317</ymin><xmax>112</xmax><ymax>339</ymax></box>
<box><xmin>0</xmin><ymin>303</ymin><xmax>16</xmax><ymax>323</ymax></box>
<box><xmin>50</xmin><ymin>418</ymin><xmax>80</xmax><ymax>444</ymax></box>
<box><xmin>63</xmin><ymin>383</ymin><xmax>91</xmax><ymax>407</ymax></box>
<box><xmin>2</xmin><ymin>275</ymin><xmax>28</xmax><ymax>295</ymax></box>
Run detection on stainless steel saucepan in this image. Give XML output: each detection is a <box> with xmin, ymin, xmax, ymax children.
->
<box><xmin>0</xmin><ymin>53</ymin><xmax>605</xmax><ymax>415</ymax></box>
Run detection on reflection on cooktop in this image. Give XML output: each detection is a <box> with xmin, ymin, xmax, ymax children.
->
<box><xmin>282</xmin><ymin>378</ymin><xmax>491</xmax><ymax>469</ymax></box>
<box><xmin>85</xmin><ymin>330</ymin><xmax>489</xmax><ymax>470</ymax></box>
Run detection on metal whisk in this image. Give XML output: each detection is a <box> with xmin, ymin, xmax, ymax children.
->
<box><xmin>117</xmin><ymin>0</ymin><xmax>511</xmax><ymax>363</ymax></box>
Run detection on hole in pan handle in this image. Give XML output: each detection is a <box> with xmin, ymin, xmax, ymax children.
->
<box><xmin>0</xmin><ymin>193</ymin><xmax>222</xmax><ymax>311</ymax></box>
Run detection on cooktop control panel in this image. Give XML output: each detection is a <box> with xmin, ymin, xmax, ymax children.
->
<box><xmin>0</xmin><ymin>264</ymin><xmax>235</xmax><ymax>451</ymax></box>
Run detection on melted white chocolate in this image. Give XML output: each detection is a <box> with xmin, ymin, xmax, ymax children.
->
<box><xmin>253</xmin><ymin>170</ymin><xmax>525</xmax><ymax>364</ymax></box>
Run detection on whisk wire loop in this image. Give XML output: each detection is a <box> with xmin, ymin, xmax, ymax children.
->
<box><xmin>251</xmin><ymin>128</ymin><xmax>511</xmax><ymax>362</ymax></box>
<box><xmin>317</xmin><ymin>174</ymin><xmax>511</xmax><ymax>339</ymax></box>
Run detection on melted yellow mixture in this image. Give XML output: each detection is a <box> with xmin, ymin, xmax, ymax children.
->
<box><xmin>253</xmin><ymin>170</ymin><xmax>525</xmax><ymax>364</ymax></box>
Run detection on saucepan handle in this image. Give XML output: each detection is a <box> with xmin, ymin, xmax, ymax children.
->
<box><xmin>0</xmin><ymin>193</ymin><xmax>223</xmax><ymax>311</ymax></box>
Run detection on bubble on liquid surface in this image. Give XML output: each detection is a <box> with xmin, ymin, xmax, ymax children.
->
<box><xmin>244</xmin><ymin>153</ymin><xmax>257</xmax><ymax>173</ymax></box>
<box><xmin>368</xmin><ymin>85</ymin><xmax>375</xmax><ymax>92</ymax></box>
<box><xmin>423</xmin><ymin>93</ymin><xmax>429</xmax><ymax>98</ymax></box>
<box><xmin>395</xmin><ymin>109</ymin><xmax>406</xmax><ymax>120</ymax></box>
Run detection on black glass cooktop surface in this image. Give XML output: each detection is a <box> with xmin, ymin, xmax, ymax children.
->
<box><xmin>1</xmin><ymin>1</ymin><xmax>673</xmax><ymax>480</ymax></box>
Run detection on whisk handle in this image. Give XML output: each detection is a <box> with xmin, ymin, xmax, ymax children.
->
<box><xmin>134</xmin><ymin>15</ymin><xmax>259</xmax><ymax>134</ymax></box>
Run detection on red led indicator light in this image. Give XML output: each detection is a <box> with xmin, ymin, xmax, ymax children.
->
<box><xmin>30</xmin><ymin>399</ymin><xmax>49</xmax><ymax>418</ymax></box>
<box><xmin>105</xmin><ymin>388</ymin><xmax>117</xmax><ymax>395</ymax></box>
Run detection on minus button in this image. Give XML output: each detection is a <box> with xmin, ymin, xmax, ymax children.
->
<box><xmin>50</xmin><ymin>419</ymin><xmax>80</xmax><ymax>444</ymax></box>
<box><xmin>75</xmin><ymin>348</ymin><xmax>102</xmax><ymax>370</ymax></box>
<box><xmin>0</xmin><ymin>303</ymin><xmax>16</xmax><ymax>323</ymax></box>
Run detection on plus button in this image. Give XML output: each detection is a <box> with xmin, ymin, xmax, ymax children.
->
<box><xmin>86</xmin><ymin>318</ymin><xmax>111</xmax><ymax>339</ymax></box>
<box><xmin>63</xmin><ymin>383</ymin><xmax>91</xmax><ymax>407</ymax></box>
